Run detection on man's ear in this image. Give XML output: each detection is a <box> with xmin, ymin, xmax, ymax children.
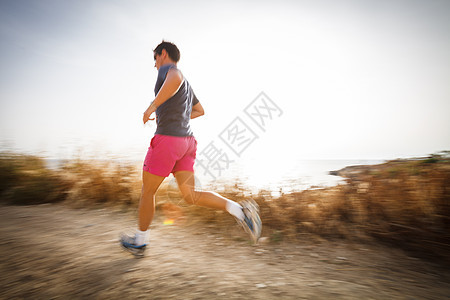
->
<box><xmin>161</xmin><ymin>49</ymin><xmax>168</xmax><ymax>59</ymax></box>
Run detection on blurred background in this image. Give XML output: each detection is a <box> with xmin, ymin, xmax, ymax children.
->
<box><xmin>1</xmin><ymin>0</ymin><xmax>449</xmax><ymax>188</ymax></box>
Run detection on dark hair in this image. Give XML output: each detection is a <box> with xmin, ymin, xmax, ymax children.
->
<box><xmin>153</xmin><ymin>41</ymin><xmax>180</xmax><ymax>62</ymax></box>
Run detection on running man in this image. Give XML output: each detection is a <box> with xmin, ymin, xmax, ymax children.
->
<box><xmin>120</xmin><ymin>41</ymin><xmax>261</xmax><ymax>256</ymax></box>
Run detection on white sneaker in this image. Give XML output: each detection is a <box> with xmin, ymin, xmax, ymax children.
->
<box><xmin>236</xmin><ymin>199</ymin><xmax>262</xmax><ymax>244</ymax></box>
<box><xmin>120</xmin><ymin>233</ymin><xmax>146</xmax><ymax>258</ymax></box>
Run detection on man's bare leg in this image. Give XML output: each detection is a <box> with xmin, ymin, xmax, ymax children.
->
<box><xmin>120</xmin><ymin>171</ymin><xmax>165</xmax><ymax>255</ymax></box>
<box><xmin>174</xmin><ymin>171</ymin><xmax>262</xmax><ymax>243</ymax></box>
<box><xmin>138</xmin><ymin>171</ymin><xmax>166</xmax><ymax>231</ymax></box>
<box><xmin>174</xmin><ymin>171</ymin><xmax>229</xmax><ymax>210</ymax></box>
<box><xmin>122</xmin><ymin>170</ymin><xmax>261</xmax><ymax>254</ymax></box>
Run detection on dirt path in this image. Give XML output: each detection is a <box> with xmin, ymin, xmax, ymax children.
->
<box><xmin>0</xmin><ymin>204</ymin><xmax>449</xmax><ymax>299</ymax></box>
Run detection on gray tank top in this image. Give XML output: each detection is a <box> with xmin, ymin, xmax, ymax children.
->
<box><xmin>154</xmin><ymin>64</ymin><xmax>199</xmax><ymax>137</ymax></box>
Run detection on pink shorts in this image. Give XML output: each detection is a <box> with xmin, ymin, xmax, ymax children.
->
<box><xmin>143</xmin><ymin>134</ymin><xmax>197</xmax><ymax>177</ymax></box>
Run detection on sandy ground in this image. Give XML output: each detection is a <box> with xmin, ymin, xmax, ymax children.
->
<box><xmin>0</xmin><ymin>204</ymin><xmax>449</xmax><ymax>300</ymax></box>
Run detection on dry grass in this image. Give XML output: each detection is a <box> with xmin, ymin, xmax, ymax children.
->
<box><xmin>1</xmin><ymin>151</ymin><xmax>449</xmax><ymax>262</ymax></box>
<box><xmin>61</xmin><ymin>159</ymin><xmax>142</xmax><ymax>208</ymax></box>
<box><xmin>0</xmin><ymin>153</ymin><xmax>71</xmax><ymax>205</ymax></box>
<box><xmin>252</xmin><ymin>156</ymin><xmax>450</xmax><ymax>262</ymax></box>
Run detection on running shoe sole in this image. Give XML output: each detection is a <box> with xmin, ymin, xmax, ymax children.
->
<box><xmin>120</xmin><ymin>235</ymin><xmax>147</xmax><ymax>258</ymax></box>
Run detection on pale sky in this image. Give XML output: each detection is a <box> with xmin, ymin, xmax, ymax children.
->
<box><xmin>1</xmin><ymin>0</ymin><xmax>449</xmax><ymax>164</ymax></box>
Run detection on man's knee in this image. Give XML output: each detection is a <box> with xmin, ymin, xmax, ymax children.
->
<box><xmin>181</xmin><ymin>188</ymin><xmax>199</xmax><ymax>205</ymax></box>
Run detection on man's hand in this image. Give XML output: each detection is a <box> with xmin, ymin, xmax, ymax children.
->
<box><xmin>191</xmin><ymin>102</ymin><xmax>205</xmax><ymax>119</ymax></box>
<box><xmin>143</xmin><ymin>103</ymin><xmax>157</xmax><ymax>124</ymax></box>
<box><xmin>143</xmin><ymin>68</ymin><xmax>183</xmax><ymax>124</ymax></box>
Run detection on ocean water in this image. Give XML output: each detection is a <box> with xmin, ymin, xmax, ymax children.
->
<box><xmin>45</xmin><ymin>158</ymin><xmax>384</xmax><ymax>195</ymax></box>
<box><xmin>194</xmin><ymin>159</ymin><xmax>384</xmax><ymax>195</ymax></box>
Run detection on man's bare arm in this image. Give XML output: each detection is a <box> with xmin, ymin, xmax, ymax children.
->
<box><xmin>143</xmin><ymin>69</ymin><xmax>183</xmax><ymax>124</ymax></box>
<box><xmin>191</xmin><ymin>102</ymin><xmax>205</xmax><ymax>119</ymax></box>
